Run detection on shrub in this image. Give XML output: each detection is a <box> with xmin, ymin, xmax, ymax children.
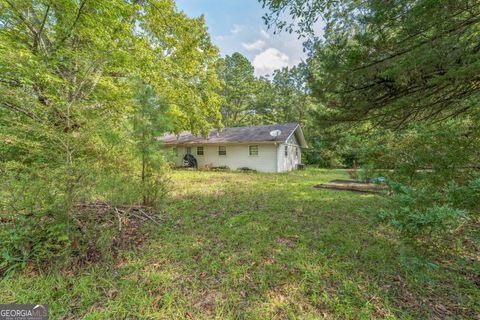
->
<box><xmin>0</xmin><ymin>160</ymin><xmax>169</xmax><ymax>275</ymax></box>
<box><xmin>361</xmin><ymin>118</ymin><xmax>480</xmax><ymax>248</ymax></box>
<box><xmin>376</xmin><ymin>180</ymin><xmax>476</xmax><ymax>247</ymax></box>
<box><xmin>0</xmin><ymin>170</ymin><xmax>71</xmax><ymax>274</ymax></box>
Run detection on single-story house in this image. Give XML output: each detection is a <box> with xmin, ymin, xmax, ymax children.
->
<box><xmin>159</xmin><ymin>123</ymin><xmax>307</xmax><ymax>173</ymax></box>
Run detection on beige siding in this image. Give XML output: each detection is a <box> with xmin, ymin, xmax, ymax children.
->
<box><xmin>170</xmin><ymin>144</ymin><xmax>278</xmax><ymax>172</ymax></box>
<box><xmin>169</xmin><ymin>134</ymin><xmax>302</xmax><ymax>173</ymax></box>
<box><xmin>277</xmin><ymin>134</ymin><xmax>302</xmax><ymax>172</ymax></box>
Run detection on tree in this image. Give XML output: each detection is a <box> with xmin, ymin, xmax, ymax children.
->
<box><xmin>216</xmin><ymin>52</ymin><xmax>257</xmax><ymax>127</ymax></box>
<box><xmin>260</xmin><ymin>0</ymin><xmax>480</xmax><ymax>128</ymax></box>
<box><xmin>260</xmin><ymin>0</ymin><xmax>480</xmax><ymax>247</ymax></box>
<box><xmin>0</xmin><ymin>0</ymin><xmax>222</xmax><ymax>205</ymax></box>
<box><xmin>131</xmin><ymin>82</ymin><xmax>172</xmax><ymax>206</ymax></box>
<box><xmin>270</xmin><ymin>63</ymin><xmax>313</xmax><ymax>125</ymax></box>
<box><xmin>0</xmin><ymin>0</ymin><xmax>222</xmax><ymax>270</ymax></box>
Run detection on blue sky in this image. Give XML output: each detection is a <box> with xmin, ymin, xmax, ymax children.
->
<box><xmin>175</xmin><ymin>0</ymin><xmax>311</xmax><ymax>77</ymax></box>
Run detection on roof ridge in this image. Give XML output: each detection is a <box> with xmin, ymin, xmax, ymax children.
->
<box><xmin>158</xmin><ymin>122</ymin><xmax>305</xmax><ymax>147</ymax></box>
<box><xmin>216</xmin><ymin>122</ymin><xmax>298</xmax><ymax>130</ymax></box>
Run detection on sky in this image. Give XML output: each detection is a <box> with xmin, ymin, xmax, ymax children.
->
<box><xmin>175</xmin><ymin>0</ymin><xmax>312</xmax><ymax>77</ymax></box>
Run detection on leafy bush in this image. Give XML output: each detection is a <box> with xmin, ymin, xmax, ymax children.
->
<box><xmin>377</xmin><ymin>182</ymin><xmax>470</xmax><ymax>242</ymax></box>
<box><xmin>0</xmin><ymin>170</ymin><xmax>70</xmax><ymax>274</ymax></box>
<box><xmin>446</xmin><ymin>177</ymin><xmax>480</xmax><ymax>212</ymax></box>
<box><xmin>362</xmin><ymin>118</ymin><xmax>480</xmax><ymax>247</ymax></box>
<box><xmin>1</xmin><ymin>215</ymin><xmax>70</xmax><ymax>274</ymax></box>
<box><xmin>0</xmin><ymin>155</ymin><xmax>170</xmax><ymax>275</ymax></box>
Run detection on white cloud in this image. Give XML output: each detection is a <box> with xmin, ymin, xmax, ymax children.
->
<box><xmin>260</xmin><ymin>29</ymin><xmax>270</xmax><ymax>39</ymax></box>
<box><xmin>252</xmin><ymin>48</ymin><xmax>290</xmax><ymax>76</ymax></box>
<box><xmin>231</xmin><ymin>24</ymin><xmax>244</xmax><ymax>34</ymax></box>
<box><xmin>241</xmin><ymin>29</ymin><xmax>271</xmax><ymax>51</ymax></box>
<box><xmin>241</xmin><ymin>39</ymin><xmax>266</xmax><ymax>51</ymax></box>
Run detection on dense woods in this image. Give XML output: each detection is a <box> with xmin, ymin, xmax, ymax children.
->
<box><xmin>0</xmin><ymin>0</ymin><xmax>222</xmax><ymax>271</ymax></box>
<box><xmin>0</xmin><ymin>1</ymin><xmax>479</xmax><ymax>316</ymax></box>
<box><xmin>0</xmin><ymin>0</ymin><xmax>480</xmax><ymax>319</ymax></box>
<box><xmin>259</xmin><ymin>0</ymin><xmax>480</xmax><ymax>252</ymax></box>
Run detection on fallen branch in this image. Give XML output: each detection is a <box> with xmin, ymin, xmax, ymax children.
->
<box><xmin>74</xmin><ymin>201</ymin><xmax>164</xmax><ymax>226</ymax></box>
<box><xmin>114</xmin><ymin>207</ymin><xmax>122</xmax><ymax>231</ymax></box>
<box><xmin>137</xmin><ymin>209</ymin><xmax>162</xmax><ymax>226</ymax></box>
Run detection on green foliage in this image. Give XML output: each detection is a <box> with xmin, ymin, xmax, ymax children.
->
<box><xmin>358</xmin><ymin>119</ymin><xmax>480</xmax><ymax>246</ymax></box>
<box><xmin>0</xmin><ymin>0</ymin><xmax>222</xmax><ymax>273</ymax></box>
<box><xmin>261</xmin><ymin>0</ymin><xmax>480</xmax><ymax>128</ymax></box>
<box><xmin>130</xmin><ymin>81</ymin><xmax>172</xmax><ymax>206</ymax></box>
<box><xmin>1</xmin><ymin>215</ymin><xmax>69</xmax><ymax>273</ymax></box>
<box><xmin>447</xmin><ymin>177</ymin><xmax>480</xmax><ymax>211</ymax></box>
<box><xmin>216</xmin><ymin>54</ymin><xmax>316</xmax><ymax>130</ymax></box>
<box><xmin>377</xmin><ymin>182</ymin><xmax>469</xmax><ymax>241</ymax></box>
<box><xmin>216</xmin><ymin>52</ymin><xmax>256</xmax><ymax>127</ymax></box>
<box><xmin>360</xmin><ymin>118</ymin><xmax>480</xmax><ymax>185</ymax></box>
<box><xmin>261</xmin><ymin>0</ymin><xmax>480</xmax><ymax>246</ymax></box>
<box><xmin>303</xmin><ymin>125</ymin><xmax>368</xmax><ymax>168</ymax></box>
<box><xmin>1</xmin><ymin>170</ymin><xmax>478</xmax><ymax>318</ymax></box>
<box><xmin>0</xmin><ymin>170</ymin><xmax>70</xmax><ymax>272</ymax></box>
<box><xmin>267</xmin><ymin>63</ymin><xmax>314</xmax><ymax>126</ymax></box>
<box><xmin>260</xmin><ymin>0</ymin><xmax>480</xmax><ymax>169</ymax></box>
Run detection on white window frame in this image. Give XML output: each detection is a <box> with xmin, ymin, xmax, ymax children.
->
<box><xmin>218</xmin><ymin>146</ymin><xmax>227</xmax><ymax>156</ymax></box>
<box><xmin>284</xmin><ymin>145</ymin><xmax>288</xmax><ymax>157</ymax></box>
<box><xmin>186</xmin><ymin>147</ymin><xmax>192</xmax><ymax>155</ymax></box>
<box><xmin>249</xmin><ymin>145</ymin><xmax>259</xmax><ymax>156</ymax></box>
<box><xmin>197</xmin><ymin>146</ymin><xmax>204</xmax><ymax>156</ymax></box>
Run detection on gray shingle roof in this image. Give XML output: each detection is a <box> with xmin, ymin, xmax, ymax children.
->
<box><xmin>159</xmin><ymin>123</ymin><xmax>305</xmax><ymax>146</ymax></box>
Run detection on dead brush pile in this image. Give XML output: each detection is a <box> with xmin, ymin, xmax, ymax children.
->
<box><xmin>71</xmin><ymin>201</ymin><xmax>166</xmax><ymax>265</ymax></box>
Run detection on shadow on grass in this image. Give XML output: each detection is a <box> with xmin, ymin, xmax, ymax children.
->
<box><xmin>1</xmin><ymin>169</ymin><xmax>478</xmax><ymax>319</ymax></box>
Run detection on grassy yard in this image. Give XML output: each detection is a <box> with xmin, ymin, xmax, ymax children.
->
<box><xmin>1</xmin><ymin>169</ymin><xmax>479</xmax><ymax>319</ymax></box>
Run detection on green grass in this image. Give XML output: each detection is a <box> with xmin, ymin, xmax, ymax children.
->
<box><xmin>1</xmin><ymin>169</ymin><xmax>479</xmax><ymax>319</ymax></box>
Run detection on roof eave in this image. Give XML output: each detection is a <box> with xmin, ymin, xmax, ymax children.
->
<box><xmin>295</xmin><ymin>125</ymin><xmax>308</xmax><ymax>148</ymax></box>
<box><xmin>284</xmin><ymin>124</ymin><xmax>308</xmax><ymax>148</ymax></box>
<box><xmin>160</xmin><ymin>140</ymin><xmax>283</xmax><ymax>146</ymax></box>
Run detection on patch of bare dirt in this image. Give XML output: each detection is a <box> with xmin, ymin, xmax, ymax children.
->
<box><xmin>192</xmin><ymin>290</ymin><xmax>220</xmax><ymax>314</ymax></box>
<box><xmin>276</xmin><ymin>236</ymin><xmax>299</xmax><ymax>248</ymax></box>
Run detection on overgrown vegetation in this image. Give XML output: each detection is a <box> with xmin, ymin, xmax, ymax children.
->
<box><xmin>0</xmin><ymin>0</ymin><xmax>221</xmax><ymax>273</ymax></box>
<box><xmin>1</xmin><ymin>170</ymin><xmax>478</xmax><ymax>318</ymax></box>
<box><xmin>259</xmin><ymin>0</ymin><xmax>480</xmax><ymax>252</ymax></box>
<box><xmin>356</xmin><ymin>118</ymin><xmax>479</xmax><ymax>248</ymax></box>
<box><xmin>1</xmin><ymin>0</ymin><xmax>479</xmax><ymax>317</ymax></box>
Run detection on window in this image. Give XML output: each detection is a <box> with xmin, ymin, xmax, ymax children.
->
<box><xmin>296</xmin><ymin>147</ymin><xmax>299</xmax><ymax>157</ymax></box>
<box><xmin>218</xmin><ymin>146</ymin><xmax>226</xmax><ymax>156</ymax></box>
<box><xmin>186</xmin><ymin>147</ymin><xmax>191</xmax><ymax>155</ymax></box>
<box><xmin>249</xmin><ymin>145</ymin><xmax>258</xmax><ymax>156</ymax></box>
<box><xmin>197</xmin><ymin>146</ymin><xmax>204</xmax><ymax>156</ymax></box>
<box><xmin>172</xmin><ymin>147</ymin><xmax>178</xmax><ymax>156</ymax></box>
<box><xmin>284</xmin><ymin>145</ymin><xmax>288</xmax><ymax>156</ymax></box>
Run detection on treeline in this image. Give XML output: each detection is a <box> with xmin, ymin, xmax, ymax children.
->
<box><xmin>0</xmin><ymin>0</ymin><xmax>223</xmax><ymax>273</ymax></box>
<box><xmin>258</xmin><ymin>0</ymin><xmax>480</xmax><ymax>253</ymax></box>
<box><xmin>1</xmin><ymin>0</ymin><xmax>479</xmax><ymax>273</ymax></box>
<box><xmin>214</xmin><ymin>52</ymin><xmax>338</xmax><ymax>166</ymax></box>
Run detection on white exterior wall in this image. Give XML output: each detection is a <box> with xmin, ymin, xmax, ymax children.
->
<box><xmin>276</xmin><ymin>134</ymin><xmax>302</xmax><ymax>172</ymax></box>
<box><xmin>170</xmin><ymin>144</ymin><xmax>278</xmax><ymax>172</ymax></box>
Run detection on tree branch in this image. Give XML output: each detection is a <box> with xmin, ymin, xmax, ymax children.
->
<box><xmin>0</xmin><ymin>101</ymin><xmax>42</xmax><ymax>122</ymax></box>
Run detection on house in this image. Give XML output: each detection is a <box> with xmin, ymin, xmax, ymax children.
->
<box><xmin>159</xmin><ymin>123</ymin><xmax>307</xmax><ymax>173</ymax></box>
